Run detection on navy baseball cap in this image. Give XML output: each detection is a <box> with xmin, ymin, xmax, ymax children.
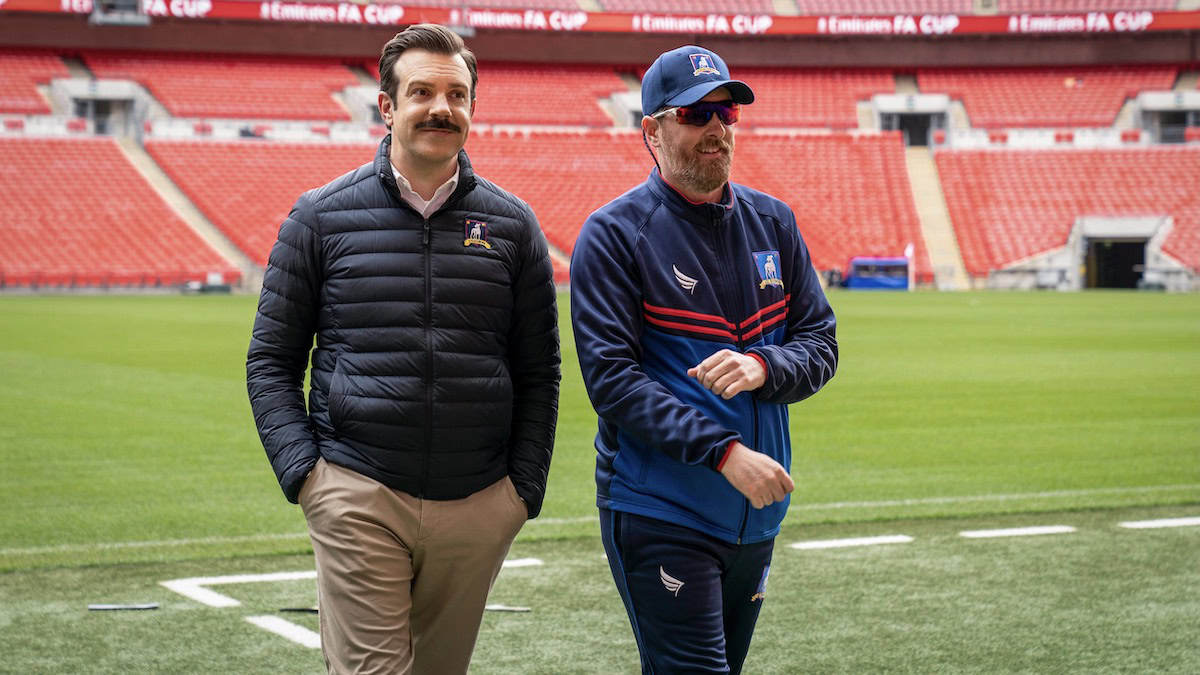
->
<box><xmin>641</xmin><ymin>45</ymin><xmax>754</xmax><ymax>116</ymax></box>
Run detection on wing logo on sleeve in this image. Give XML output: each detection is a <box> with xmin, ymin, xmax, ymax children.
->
<box><xmin>673</xmin><ymin>264</ymin><xmax>699</xmax><ymax>294</ymax></box>
<box><xmin>660</xmin><ymin>566</ymin><xmax>685</xmax><ymax>596</ymax></box>
<box><xmin>753</xmin><ymin>251</ymin><xmax>784</xmax><ymax>290</ymax></box>
<box><xmin>464</xmin><ymin>219</ymin><xmax>492</xmax><ymax>249</ymax></box>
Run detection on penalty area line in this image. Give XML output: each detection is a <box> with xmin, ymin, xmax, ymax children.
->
<box><xmin>959</xmin><ymin>525</ymin><xmax>1076</xmax><ymax>538</ymax></box>
<box><xmin>245</xmin><ymin>616</ymin><xmax>321</xmax><ymax>649</ymax></box>
<box><xmin>790</xmin><ymin>534</ymin><xmax>914</xmax><ymax>550</ymax></box>
<box><xmin>1118</xmin><ymin>516</ymin><xmax>1200</xmax><ymax>529</ymax></box>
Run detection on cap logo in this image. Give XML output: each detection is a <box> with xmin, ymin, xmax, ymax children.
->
<box><xmin>690</xmin><ymin>53</ymin><xmax>719</xmax><ymax>76</ymax></box>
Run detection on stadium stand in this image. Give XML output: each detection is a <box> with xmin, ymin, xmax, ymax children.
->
<box><xmin>918</xmin><ymin>67</ymin><xmax>1179</xmax><ymax>128</ymax></box>
<box><xmin>601</xmin><ymin>0</ymin><xmax>777</xmax><ymax>13</ymax></box>
<box><xmin>145</xmin><ymin>140</ymin><xmax>367</xmax><ymax>265</ymax></box>
<box><xmin>0</xmin><ymin>137</ymin><xmax>239</xmax><ymax>287</ymax></box>
<box><xmin>732</xmin><ymin>132</ymin><xmax>932</xmax><ymax>281</ymax></box>
<box><xmin>366</xmin><ymin>62</ymin><xmax>627</xmax><ymax>127</ymax></box>
<box><xmin>82</xmin><ymin>52</ymin><xmax>360</xmax><ymax>121</ymax></box>
<box><xmin>735</xmin><ymin>68</ymin><xmax>894</xmax><ymax>129</ymax></box>
<box><xmin>466</xmin><ymin>129</ymin><xmax>649</xmax><ymax>255</ymax></box>
<box><xmin>995</xmin><ymin>0</ymin><xmax>1174</xmax><ymax>11</ymax></box>
<box><xmin>384</xmin><ymin>0</ymin><xmax>580</xmax><ymax>8</ymax></box>
<box><xmin>936</xmin><ymin>147</ymin><xmax>1200</xmax><ymax>277</ymax></box>
<box><xmin>793</xmin><ymin>0</ymin><xmax>972</xmax><ymax>13</ymax></box>
<box><xmin>145</xmin><ymin>136</ymin><xmax>576</xmax><ymax>281</ymax></box>
<box><xmin>0</xmin><ymin>51</ymin><xmax>68</xmax><ymax>115</ymax></box>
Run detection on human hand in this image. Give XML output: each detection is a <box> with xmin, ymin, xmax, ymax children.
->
<box><xmin>687</xmin><ymin>350</ymin><xmax>766</xmax><ymax>400</ymax></box>
<box><xmin>719</xmin><ymin>442</ymin><xmax>794</xmax><ymax>509</ymax></box>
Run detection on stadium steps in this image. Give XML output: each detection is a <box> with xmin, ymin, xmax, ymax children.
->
<box><xmin>115</xmin><ymin>136</ymin><xmax>262</xmax><ymax>290</ymax></box>
<box><xmin>1113</xmin><ymin>98</ymin><xmax>1137</xmax><ymax>129</ymax></box>
<box><xmin>62</xmin><ymin>56</ymin><xmax>93</xmax><ymax>80</ymax></box>
<box><xmin>856</xmin><ymin>101</ymin><xmax>876</xmax><ymax>130</ymax></box>
<box><xmin>949</xmin><ymin>100</ymin><xmax>971</xmax><ymax>130</ymax></box>
<box><xmin>1174</xmin><ymin>70</ymin><xmax>1200</xmax><ymax>91</ymax></box>
<box><xmin>1179</xmin><ymin>0</ymin><xmax>1200</xmax><ymax>11</ymax></box>
<box><xmin>350</xmin><ymin>64</ymin><xmax>377</xmax><ymax>88</ymax></box>
<box><xmin>772</xmin><ymin>0</ymin><xmax>800</xmax><ymax>14</ymax></box>
<box><xmin>578</xmin><ymin>0</ymin><xmax>602</xmax><ymax>10</ymax></box>
<box><xmin>904</xmin><ymin>147</ymin><xmax>969</xmax><ymax>290</ymax></box>
<box><xmin>894</xmin><ymin>73</ymin><xmax>919</xmax><ymax>95</ymax></box>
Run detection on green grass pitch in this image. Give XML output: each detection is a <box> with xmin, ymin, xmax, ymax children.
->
<box><xmin>0</xmin><ymin>290</ymin><xmax>1197</xmax><ymax>673</ymax></box>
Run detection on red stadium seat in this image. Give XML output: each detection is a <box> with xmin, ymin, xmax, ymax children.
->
<box><xmin>0</xmin><ymin>137</ymin><xmax>240</xmax><ymax>287</ymax></box>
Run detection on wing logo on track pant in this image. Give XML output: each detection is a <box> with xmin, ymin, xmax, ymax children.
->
<box><xmin>659</xmin><ymin>566</ymin><xmax>685</xmax><ymax>596</ymax></box>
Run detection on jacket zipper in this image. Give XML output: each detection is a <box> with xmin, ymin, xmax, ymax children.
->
<box><xmin>420</xmin><ymin>216</ymin><xmax>432</xmax><ymax>498</ymax></box>
<box><xmin>379</xmin><ymin>164</ymin><xmax>475</xmax><ymax>499</ymax></box>
<box><xmin>708</xmin><ymin>210</ymin><xmax>754</xmax><ymax>544</ymax></box>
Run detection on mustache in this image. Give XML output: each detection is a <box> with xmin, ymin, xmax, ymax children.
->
<box><xmin>695</xmin><ymin>141</ymin><xmax>732</xmax><ymax>153</ymax></box>
<box><xmin>416</xmin><ymin>118</ymin><xmax>462</xmax><ymax>133</ymax></box>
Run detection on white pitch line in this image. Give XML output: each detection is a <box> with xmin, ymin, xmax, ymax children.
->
<box><xmin>160</xmin><ymin>571</ymin><xmax>318</xmax><ymax>608</ymax></box>
<box><xmin>1118</xmin><ymin>516</ymin><xmax>1200</xmax><ymax>529</ymax></box>
<box><xmin>245</xmin><ymin>616</ymin><xmax>321</xmax><ymax>649</ymax></box>
<box><xmin>502</xmin><ymin>557</ymin><xmax>543</xmax><ymax>568</ymax></box>
<box><xmin>160</xmin><ymin>580</ymin><xmax>242</xmax><ymax>608</ymax></box>
<box><xmin>790</xmin><ymin>534</ymin><xmax>913</xmax><ymax>550</ymax></box>
<box><xmin>6</xmin><ymin>483</ymin><xmax>1196</xmax><ymax>557</ymax></box>
<box><xmin>959</xmin><ymin>525</ymin><xmax>1076</xmax><ymax>539</ymax></box>
<box><xmin>162</xmin><ymin>562</ymin><xmax>538</xmax><ymax>608</ymax></box>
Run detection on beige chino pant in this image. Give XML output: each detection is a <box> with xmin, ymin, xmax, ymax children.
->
<box><xmin>298</xmin><ymin>457</ymin><xmax>528</xmax><ymax>675</ymax></box>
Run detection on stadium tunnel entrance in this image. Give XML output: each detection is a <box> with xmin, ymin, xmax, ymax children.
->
<box><xmin>1085</xmin><ymin>239</ymin><xmax>1146</xmax><ymax>289</ymax></box>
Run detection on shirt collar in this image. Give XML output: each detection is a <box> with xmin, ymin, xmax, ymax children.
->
<box><xmin>391</xmin><ymin>159</ymin><xmax>460</xmax><ymax>218</ymax></box>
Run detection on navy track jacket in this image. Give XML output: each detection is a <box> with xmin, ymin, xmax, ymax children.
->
<box><xmin>571</xmin><ymin>168</ymin><xmax>837</xmax><ymax>544</ymax></box>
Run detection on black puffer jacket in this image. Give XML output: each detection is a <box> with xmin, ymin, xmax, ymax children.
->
<box><xmin>247</xmin><ymin>136</ymin><xmax>560</xmax><ymax>517</ymax></box>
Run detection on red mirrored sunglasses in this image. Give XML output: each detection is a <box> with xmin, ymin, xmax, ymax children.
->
<box><xmin>654</xmin><ymin>101</ymin><xmax>740</xmax><ymax>127</ymax></box>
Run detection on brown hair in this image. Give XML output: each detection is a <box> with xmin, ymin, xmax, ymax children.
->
<box><xmin>379</xmin><ymin>24</ymin><xmax>478</xmax><ymax>102</ymax></box>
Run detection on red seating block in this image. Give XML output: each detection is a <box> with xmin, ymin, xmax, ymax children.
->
<box><xmin>0</xmin><ymin>137</ymin><xmax>239</xmax><ymax>287</ymax></box>
<box><xmin>83</xmin><ymin>52</ymin><xmax>360</xmax><ymax>121</ymax></box>
<box><xmin>0</xmin><ymin>51</ymin><xmax>68</xmax><ymax>115</ymax></box>
<box><xmin>732</xmin><ymin>132</ymin><xmax>931</xmax><ymax>281</ymax></box>
<box><xmin>919</xmin><ymin>66</ymin><xmax>1177</xmax><ymax>128</ymax></box>
<box><xmin>602</xmin><ymin>0</ymin><xmax>776</xmax><ymax>12</ymax></box>
<box><xmin>936</xmin><ymin>147</ymin><xmax>1200</xmax><ymax>277</ymax></box>
<box><xmin>795</xmin><ymin>0</ymin><xmax>971</xmax><ymax>12</ymax></box>
<box><xmin>734</xmin><ymin>68</ymin><xmax>894</xmax><ymax>129</ymax></box>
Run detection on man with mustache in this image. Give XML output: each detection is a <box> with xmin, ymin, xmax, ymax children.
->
<box><xmin>571</xmin><ymin>46</ymin><xmax>837</xmax><ymax>674</ymax></box>
<box><xmin>247</xmin><ymin>24</ymin><xmax>560</xmax><ymax>674</ymax></box>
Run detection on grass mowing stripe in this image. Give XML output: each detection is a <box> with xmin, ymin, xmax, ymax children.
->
<box><xmin>3</xmin><ymin>484</ymin><xmax>1195</xmax><ymax>559</ymax></box>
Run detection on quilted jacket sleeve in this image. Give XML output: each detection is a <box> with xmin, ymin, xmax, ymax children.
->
<box><xmin>505</xmin><ymin>204</ymin><xmax>561</xmax><ymax>519</ymax></box>
<box><xmin>246</xmin><ymin>193</ymin><xmax>323</xmax><ymax>504</ymax></box>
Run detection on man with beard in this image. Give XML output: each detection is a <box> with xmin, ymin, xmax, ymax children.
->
<box><xmin>570</xmin><ymin>46</ymin><xmax>838</xmax><ymax>674</ymax></box>
<box><xmin>247</xmin><ymin>24</ymin><xmax>560</xmax><ymax>674</ymax></box>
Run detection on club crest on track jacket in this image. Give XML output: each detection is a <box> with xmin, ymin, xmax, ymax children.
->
<box><xmin>571</xmin><ymin>168</ymin><xmax>837</xmax><ymax>544</ymax></box>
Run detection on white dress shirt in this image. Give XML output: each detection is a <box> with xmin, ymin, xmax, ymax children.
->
<box><xmin>391</xmin><ymin>160</ymin><xmax>459</xmax><ymax>219</ymax></box>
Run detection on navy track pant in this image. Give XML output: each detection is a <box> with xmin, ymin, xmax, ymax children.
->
<box><xmin>600</xmin><ymin>509</ymin><xmax>775</xmax><ymax>674</ymax></box>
